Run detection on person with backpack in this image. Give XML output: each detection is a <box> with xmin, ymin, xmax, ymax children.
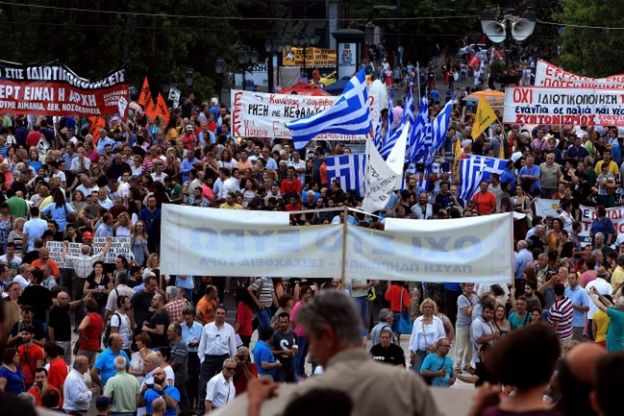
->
<box><xmin>108</xmin><ymin>295</ymin><xmax>134</xmax><ymax>358</ymax></box>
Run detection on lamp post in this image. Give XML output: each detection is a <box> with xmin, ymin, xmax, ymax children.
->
<box><xmin>238</xmin><ymin>49</ymin><xmax>258</xmax><ymax>90</ymax></box>
<box><xmin>185</xmin><ymin>68</ymin><xmax>195</xmax><ymax>89</ymax></box>
<box><xmin>265</xmin><ymin>40</ymin><xmax>283</xmax><ymax>93</ymax></box>
<box><xmin>294</xmin><ymin>34</ymin><xmax>318</xmax><ymax>80</ymax></box>
<box><xmin>215</xmin><ymin>58</ymin><xmax>226</xmax><ymax>103</ymax></box>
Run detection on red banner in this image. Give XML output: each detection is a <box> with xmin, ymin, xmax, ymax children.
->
<box><xmin>0</xmin><ymin>61</ymin><xmax>128</xmax><ymax>117</ymax></box>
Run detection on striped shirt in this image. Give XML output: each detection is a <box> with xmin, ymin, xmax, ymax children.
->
<box><xmin>549</xmin><ymin>297</ymin><xmax>574</xmax><ymax>339</ymax></box>
<box><xmin>249</xmin><ymin>277</ymin><xmax>274</xmax><ymax>308</ymax></box>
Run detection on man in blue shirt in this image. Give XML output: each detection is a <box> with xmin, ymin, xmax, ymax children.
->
<box><xmin>519</xmin><ymin>154</ymin><xmax>541</xmax><ymax>196</ymax></box>
<box><xmin>420</xmin><ymin>338</ymin><xmax>455</xmax><ymax>387</ymax></box>
<box><xmin>91</xmin><ymin>333</ymin><xmax>130</xmax><ymax>387</ymax></box>
<box><xmin>181</xmin><ymin>308</ymin><xmax>203</xmax><ymax>408</ymax></box>
<box><xmin>565</xmin><ymin>272</ymin><xmax>590</xmax><ymax>341</ymax></box>
<box><xmin>252</xmin><ymin>327</ymin><xmax>281</xmax><ymax>378</ymax></box>
<box><xmin>514</xmin><ymin>240</ymin><xmax>533</xmax><ymax>283</ymax></box>
<box><xmin>141</xmin><ymin>367</ymin><xmax>180</xmax><ymax>416</ymax></box>
<box><xmin>180</xmin><ymin>152</ymin><xmax>200</xmax><ymax>183</ymax></box>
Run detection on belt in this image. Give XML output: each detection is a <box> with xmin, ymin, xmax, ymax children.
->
<box><xmin>205</xmin><ymin>353</ymin><xmax>229</xmax><ymax>358</ymax></box>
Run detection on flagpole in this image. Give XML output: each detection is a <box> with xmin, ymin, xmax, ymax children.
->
<box><xmin>340</xmin><ymin>205</ymin><xmax>349</xmax><ymax>286</ymax></box>
<box><xmin>416</xmin><ymin>61</ymin><xmax>421</xmax><ymax>98</ymax></box>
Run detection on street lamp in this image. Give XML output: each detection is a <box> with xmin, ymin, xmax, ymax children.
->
<box><xmin>185</xmin><ymin>68</ymin><xmax>195</xmax><ymax>89</ymax></box>
<box><xmin>295</xmin><ymin>33</ymin><xmax>318</xmax><ymax>78</ymax></box>
<box><xmin>238</xmin><ymin>49</ymin><xmax>258</xmax><ymax>90</ymax></box>
<box><xmin>265</xmin><ymin>40</ymin><xmax>283</xmax><ymax>93</ymax></box>
<box><xmin>215</xmin><ymin>58</ymin><xmax>226</xmax><ymax>103</ymax></box>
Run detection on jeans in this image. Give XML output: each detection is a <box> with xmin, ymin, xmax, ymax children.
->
<box><xmin>295</xmin><ymin>335</ymin><xmax>308</xmax><ymax>377</ymax></box>
<box><xmin>182</xmin><ymin>288</ymin><xmax>193</xmax><ymax>304</ymax></box>
<box><xmin>256</xmin><ymin>308</ymin><xmax>271</xmax><ymax>332</ymax></box>
<box><xmin>353</xmin><ymin>296</ymin><xmax>369</xmax><ymax>336</ymax></box>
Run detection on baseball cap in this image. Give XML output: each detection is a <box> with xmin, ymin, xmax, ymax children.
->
<box><xmin>82</xmin><ymin>231</ymin><xmax>94</xmax><ymax>240</ymax></box>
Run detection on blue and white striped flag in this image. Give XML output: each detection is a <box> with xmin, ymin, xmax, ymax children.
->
<box><xmin>379</xmin><ymin>89</ymin><xmax>414</xmax><ymax>159</ymax></box>
<box><xmin>406</xmin><ymin>97</ymin><xmax>429</xmax><ymax>163</ymax></box>
<box><xmin>326</xmin><ymin>153</ymin><xmax>366</xmax><ymax>196</ymax></box>
<box><xmin>374</xmin><ymin>88</ymin><xmax>394</xmax><ymax>151</ymax></box>
<box><xmin>425</xmin><ymin>100</ymin><xmax>454</xmax><ymax>165</ymax></box>
<box><xmin>459</xmin><ymin>155</ymin><xmax>507</xmax><ymax>200</ymax></box>
<box><xmin>286</xmin><ymin>68</ymin><xmax>372</xmax><ymax>150</ymax></box>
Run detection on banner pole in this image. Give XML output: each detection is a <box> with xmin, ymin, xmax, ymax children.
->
<box><xmin>340</xmin><ymin>205</ymin><xmax>348</xmax><ymax>284</ymax></box>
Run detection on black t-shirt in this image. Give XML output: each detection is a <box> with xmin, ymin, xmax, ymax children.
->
<box><xmin>10</xmin><ymin>319</ymin><xmax>47</xmax><ymax>342</ymax></box>
<box><xmin>86</xmin><ymin>274</ymin><xmax>111</xmax><ymax>307</ymax></box>
<box><xmin>370</xmin><ymin>343</ymin><xmax>406</xmax><ymax>367</ymax></box>
<box><xmin>131</xmin><ymin>290</ymin><xmax>154</xmax><ymax>326</ymax></box>
<box><xmin>48</xmin><ymin>304</ymin><xmax>71</xmax><ymax>342</ymax></box>
<box><xmin>272</xmin><ymin>329</ymin><xmax>296</xmax><ymax>369</ymax></box>
<box><xmin>148</xmin><ymin>309</ymin><xmax>170</xmax><ymax>348</ymax></box>
<box><xmin>19</xmin><ymin>285</ymin><xmax>52</xmax><ymax>323</ymax></box>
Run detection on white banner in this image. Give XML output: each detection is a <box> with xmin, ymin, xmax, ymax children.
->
<box><xmin>47</xmin><ymin>237</ymin><xmax>131</xmax><ymax>268</ymax></box>
<box><xmin>230</xmin><ymin>90</ymin><xmax>367</xmax><ymax>141</ymax></box>
<box><xmin>535</xmin><ymin>60</ymin><xmax>624</xmax><ymax>89</ymax></box>
<box><xmin>534</xmin><ymin>198</ymin><xmax>624</xmax><ymax>243</ymax></box>
<box><xmin>159</xmin><ymin>205</ymin><xmax>343</xmax><ymax>277</ymax></box>
<box><xmin>504</xmin><ymin>86</ymin><xmax>624</xmax><ymax>126</ymax></box>
<box><xmin>161</xmin><ymin>205</ymin><xmax>513</xmax><ymax>282</ymax></box>
<box><xmin>344</xmin><ymin>213</ymin><xmax>514</xmax><ymax>283</ymax></box>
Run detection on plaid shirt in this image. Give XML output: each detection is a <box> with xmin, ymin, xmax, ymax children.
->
<box><xmin>65</xmin><ymin>251</ymin><xmax>105</xmax><ymax>279</ymax></box>
<box><xmin>165</xmin><ymin>299</ymin><xmax>187</xmax><ymax>323</ymax></box>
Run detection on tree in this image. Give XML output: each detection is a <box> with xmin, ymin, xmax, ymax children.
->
<box><xmin>557</xmin><ymin>0</ymin><xmax>624</xmax><ymax>77</ymax></box>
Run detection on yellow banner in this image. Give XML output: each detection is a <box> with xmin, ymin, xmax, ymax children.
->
<box><xmin>282</xmin><ymin>47</ymin><xmax>336</xmax><ymax>68</ymax></box>
<box><xmin>472</xmin><ymin>97</ymin><xmax>497</xmax><ymax>139</ymax></box>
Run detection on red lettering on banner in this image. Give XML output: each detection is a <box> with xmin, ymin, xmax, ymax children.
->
<box><xmin>512</xmin><ymin>88</ymin><xmax>532</xmax><ymax>103</ymax></box>
<box><xmin>232</xmin><ymin>91</ymin><xmax>243</xmax><ymax>138</ymax></box>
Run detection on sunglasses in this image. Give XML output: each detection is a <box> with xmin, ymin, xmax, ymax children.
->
<box><xmin>225</xmin><ymin>367</ymin><xmax>237</xmax><ymax>371</ymax></box>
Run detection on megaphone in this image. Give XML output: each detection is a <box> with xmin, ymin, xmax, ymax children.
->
<box><xmin>511</xmin><ymin>18</ymin><xmax>536</xmax><ymax>42</ymax></box>
<box><xmin>481</xmin><ymin>20</ymin><xmax>506</xmax><ymax>43</ymax></box>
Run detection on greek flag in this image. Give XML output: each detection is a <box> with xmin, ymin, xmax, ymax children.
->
<box><xmin>286</xmin><ymin>68</ymin><xmax>371</xmax><ymax>150</ymax></box>
<box><xmin>374</xmin><ymin>88</ymin><xmax>394</xmax><ymax>151</ymax></box>
<box><xmin>326</xmin><ymin>153</ymin><xmax>366</xmax><ymax>197</ymax></box>
<box><xmin>406</xmin><ymin>97</ymin><xmax>429</xmax><ymax>163</ymax></box>
<box><xmin>459</xmin><ymin>155</ymin><xmax>507</xmax><ymax>200</ymax></box>
<box><xmin>379</xmin><ymin>90</ymin><xmax>414</xmax><ymax>159</ymax></box>
<box><xmin>425</xmin><ymin>100</ymin><xmax>454</xmax><ymax>165</ymax></box>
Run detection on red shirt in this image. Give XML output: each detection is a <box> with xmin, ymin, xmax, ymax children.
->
<box><xmin>181</xmin><ymin>133</ymin><xmax>196</xmax><ymax>150</ymax></box>
<box><xmin>280</xmin><ymin>178</ymin><xmax>302</xmax><ymax>195</ymax></box>
<box><xmin>233</xmin><ymin>362</ymin><xmax>258</xmax><ymax>396</ymax></box>
<box><xmin>27</xmin><ymin>385</ymin><xmax>62</xmax><ymax>406</ymax></box>
<box><xmin>47</xmin><ymin>357</ymin><xmax>68</xmax><ymax>392</ymax></box>
<box><xmin>17</xmin><ymin>343</ymin><xmax>45</xmax><ymax>384</ymax></box>
<box><xmin>236</xmin><ymin>301</ymin><xmax>254</xmax><ymax>337</ymax></box>
<box><xmin>384</xmin><ymin>284</ymin><xmax>410</xmax><ymax>313</ymax></box>
<box><xmin>79</xmin><ymin>312</ymin><xmax>104</xmax><ymax>351</ymax></box>
<box><xmin>472</xmin><ymin>191</ymin><xmax>496</xmax><ymax>215</ymax></box>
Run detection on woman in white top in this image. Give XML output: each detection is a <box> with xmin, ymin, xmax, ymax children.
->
<box><xmin>408</xmin><ymin>298</ymin><xmax>446</xmax><ymax>371</ymax></box>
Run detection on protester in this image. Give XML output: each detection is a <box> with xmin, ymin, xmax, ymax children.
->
<box><xmin>204</xmin><ymin>358</ymin><xmax>237</xmax><ymax>412</ymax></box>
<box><xmin>103</xmin><ymin>356</ymin><xmax>141</xmax><ymax>415</ymax></box>
<box><xmin>370</xmin><ymin>327</ymin><xmax>405</xmax><ymax>367</ymax></box>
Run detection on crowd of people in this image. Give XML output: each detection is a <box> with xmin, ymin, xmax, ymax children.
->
<box><xmin>0</xmin><ymin>57</ymin><xmax>623</xmax><ymax>416</ymax></box>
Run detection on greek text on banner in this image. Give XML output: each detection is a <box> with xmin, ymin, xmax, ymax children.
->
<box><xmin>161</xmin><ymin>205</ymin><xmax>513</xmax><ymax>283</ymax></box>
<box><xmin>230</xmin><ymin>90</ymin><xmax>368</xmax><ymax>141</ymax></box>
<box><xmin>504</xmin><ymin>86</ymin><xmax>624</xmax><ymax>127</ymax></box>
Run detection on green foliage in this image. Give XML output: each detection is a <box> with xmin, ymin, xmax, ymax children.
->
<box><xmin>557</xmin><ymin>0</ymin><xmax>624</xmax><ymax>77</ymax></box>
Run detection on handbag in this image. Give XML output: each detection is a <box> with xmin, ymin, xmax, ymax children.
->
<box><xmin>423</xmin><ymin>357</ymin><xmax>447</xmax><ymax>386</ymax></box>
<box><xmin>397</xmin><ymin>288</ymin><xmax>413</xmax><ymax>334</ymax></box>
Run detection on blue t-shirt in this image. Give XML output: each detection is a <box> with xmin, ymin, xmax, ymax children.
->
<box><xmin>606</xmin><ymin>307</ymin><xmax>624</xmax><ymax>352</ymax></box>
<box><xmin>420</xmin><ymin>354</ymin><xmax>454</xmax><ymax>387</ymax></box>
<box><xmin>0</xmin><ymin>366</ymin><xmax>25</xmax><ymax>394</ymax></box>
<box><xmin>564</xmin><ymin>286</ymin><xmax>589</xmax><ymax>327</ymax></box>
<box><xmin>144</xmin><ymin>385</ymin><xmax>180</xmax><ymax>416</ymax></box>
<box><xmin>519</xmin><ymin>165</ymin><xmax>541</xmax><ymax>193</ymax></box>
<box><xmin>41</xmin><ymin>203</ymin><xmax>74</xmax><ymax>232</ymax></box>
<box><xmin>508</xmin><ymin>310</ymin><xmax>531</xmax><ymax>331</ymax></box>
<box><xmin>253</xmin><ymin>340</ymin><xmax>277</xmax><ymax>378</ymax></box>
<box><xmin>94</xmin><ymin>348</ymin><xmax>129</xmax><ymax>385</ymax></box>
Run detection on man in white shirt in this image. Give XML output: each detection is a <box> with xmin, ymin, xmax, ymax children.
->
<box><xmin>0</xmin><ymin>242</ymin><xmax>22</xmax><ymax>278</ymax></box>
<box><xmin>197</xmin><ymin>305</ymin><xmax>237</xmax><ymax>412</ymax></box>
<box><xmin>63</xmin><ymin>355</ymin><xmax>96</xmax><ymax>413</ymax></box>
<box><xmin>151</xmin><ymin>161</ymin><xmax>169</xmax><ymax>184</ymax></box>
<box><xmin>205</xmin><ymin>358</ymin><xmax>236</xmax><ymax>412</ymax></box>
<box><xmin>105</xmin><ymin>272</ymin><xmax>137</xmax><ymax>317</ymax></box>
<box><xmin>288</xmin><ymin>152</ymin><xmax>306</xmax><ymax>185</ymax></box>
<box><xmin>12</xmin><ymin>263</ymin><xmax>31</xmax><ymax>290</ymax></box>
<box><xmin>218</xmin><ymin>168</ymin><xmax>240</xmax><ymax>199</ymax></box>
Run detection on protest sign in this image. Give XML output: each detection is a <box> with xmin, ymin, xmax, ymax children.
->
<box><xmin>161</xmin><ymin>205</ymin><xmax>513</xmax><ymax>283</ymax></box>
<box><xmin>46</xmin><ymin>237</ymin><xmax>131</xmax><ymax>268</ymax></box>
<box><xmin>535</xmin><ymin>60</ymin><xmax>624</xmax><ymax>89</ymax></box>
<box><xmin>282</xmin><ymin>47</ymin><xmax>336</xmax><ymax>68</ymax></box>
<box><xmin>231</xmin><ymin>90</ymin><xmax>367</xmax><ymax>141</ymax></box>
<box><xmin>534</xmin><ymin>198</ymin><xmax>624</xmax><ymax>244</ymax></box>
<box><xmin>503</xmin><ymin>86</ymin><xmax>624</xmax><ymax>126</ymax></box>
<box><xmin>0</xmin><ymin>60</ymin><xmax>128</xmax><ymax>116</ymax></box>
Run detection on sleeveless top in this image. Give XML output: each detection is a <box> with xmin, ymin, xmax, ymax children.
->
<box><xmin>80</xmin><ymin>312</ymin><xmax>103</xmax><ymax>351</ymax></box>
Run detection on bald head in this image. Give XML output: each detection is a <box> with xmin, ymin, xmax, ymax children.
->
<box><xmin>73</xmin><ymin>355</ymin><xmax>89</xmax><ymax>373</ymax></box>
<box><xmin>144</xmin><ymin>351</ymin><xmax>161</xmax><ymax>372</ymax></box>
<box><xmin>566</xmin><ymin>342</ymin><xmax>607</xmax><ymax>383</ymax></box>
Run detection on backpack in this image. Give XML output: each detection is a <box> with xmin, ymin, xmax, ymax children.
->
<box><xmin>103</xmin><ymin>312</ymin><xmax>121</xmax><ymax>347</ymax></box>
